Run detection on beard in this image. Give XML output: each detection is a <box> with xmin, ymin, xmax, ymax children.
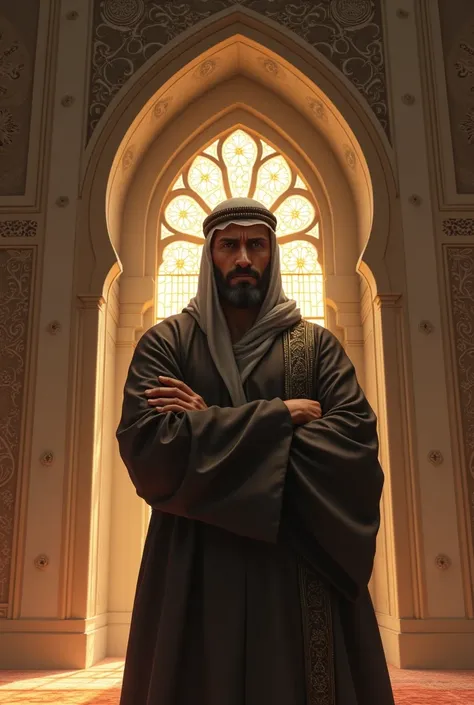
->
<box><xmin>214</xmin><ymin>263</ymin><xmax>271</xmax><ymax>309</ymax></box>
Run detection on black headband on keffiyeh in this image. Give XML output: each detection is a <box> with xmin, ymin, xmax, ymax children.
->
<box><xmin>202</xmin><ymin>201</ymin><xmax>278</xmax><ymax>237</ymax></box>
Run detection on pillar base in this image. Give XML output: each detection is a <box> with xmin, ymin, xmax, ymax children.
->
<box><xmin>378</xmin><ymin>614</ymin><xmax>474</xmax><ymax>669</ymax></box>
<box><xmin>2</xmin><ymin>613</ymin><xmax>474</xmax><ymax>670</ymax></box>
<box><xmin>0</xmin><ymin>616</ymin><xmax>107</xmax><ymax>669</ymax></box>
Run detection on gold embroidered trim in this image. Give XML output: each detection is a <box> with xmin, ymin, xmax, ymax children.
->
<box><xmin>283</xmin><ymin>318</ymin><xmax>315</xmax><ymax>400</ymax></box>
<box><xmin>298</xmin><ymin>563</ymin><xmax>335</xmax><ymax>705</ymax></box>
<box><xmin>283</xmin><ymin>319</ymin><xmax>336</xmax><ymax>705</ymax></box>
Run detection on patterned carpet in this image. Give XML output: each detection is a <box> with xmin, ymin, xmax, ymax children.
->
<box><xmin>0</xmin><ymin>659</ymin><xmax>473</xmax><ymax>704</ymax></box>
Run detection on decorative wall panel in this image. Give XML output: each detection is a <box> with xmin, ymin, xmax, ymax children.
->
<box><xmin>0</xmin><ymin>220</ymin><xmax>38</xmax><ymax>238</ymax></box>
<box><xmin>89</xmin><ymin>0</ymin><xmax>388</xmax><ymax>139</ymax></box>
<box><xmin>438</xmin><ymin>2</ymin><xmax>474</xmax><ymax>194</ymax></box>
<box><xmin>0</xmin><ymin>2</ymin><xmax>41</xmax><ymax>196</ymax></box>
<box><xmin>446</xmin><ymin>247</ymin><xmax>474</xmax><ymax>558</ymax></box>
<box><xmin>0</xmin><ymin>248</ymin><xmax>34</xmax><ymax>611</ymax></box>
<box><xmin>442</xmin><ymin>219</ymin><xmax>474</xmax><ymax>238</ymax></box>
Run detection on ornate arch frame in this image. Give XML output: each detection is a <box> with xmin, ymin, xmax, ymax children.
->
<box><xmin>67</xmin><ymin>10</ymin><xmax>420</xmax><ymax>667</ymax></box>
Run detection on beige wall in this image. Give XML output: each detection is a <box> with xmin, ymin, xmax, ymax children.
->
<box><xmin>1</xmin><ymin>0</ymin><xmax>474</xmax><ymax>669</ymax></box>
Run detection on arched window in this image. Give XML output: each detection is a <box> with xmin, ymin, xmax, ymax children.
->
<box><xmin>157</xmin><ymin>129</ymin><xmax>324</xmax><ymax>324</ymax></box>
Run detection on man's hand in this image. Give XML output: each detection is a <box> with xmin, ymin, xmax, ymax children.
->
<box><xmin>145</xmin><ymin>376</ymin><xmax>208</xmax><ymax>413</ymax></box>
<box><xmin>284</xmin><ymin>399</ymin><xmax>322</xmax><ymax>426</ymax></box>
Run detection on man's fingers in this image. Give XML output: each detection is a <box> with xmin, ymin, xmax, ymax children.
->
<box><xmin>158</xmin><ymin>376</ymin><xmax>195</xmax><ymax>397</ymax></box>
<box><xmin>156</xmin><ymin>404</ymin><xmax>191</xmax><ymax>414</ymax></box>
<box><xmin>154</xmin><ymin>377</ymin><xmax>207</xmax><ymax>410</ymax></box>
<box><xmin>149</xmin><ymin>397</ymin><xmax>193</xmax><ymax>409</ymax></box>
<box><xmin>146</xmin><ymin>386</ymin><xmax>191</xmax><ymax>402</ymax></box>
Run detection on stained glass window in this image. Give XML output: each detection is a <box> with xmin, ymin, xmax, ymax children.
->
<box><xmin>157</xmin><ymin>128</ymin><xmax>324</xmax><ymax>325</ymax></box>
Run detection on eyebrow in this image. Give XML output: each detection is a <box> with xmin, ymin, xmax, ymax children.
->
<box><xmin>216</xmin><ymin>235</ymin><xmax>268</xmax><ymax>243</ymax></box>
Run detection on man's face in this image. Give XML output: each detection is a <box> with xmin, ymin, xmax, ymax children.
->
<box><xmin>211</xmin><ymin>223</ymin><xmax>272</xmax><ymax>309</ymax></box>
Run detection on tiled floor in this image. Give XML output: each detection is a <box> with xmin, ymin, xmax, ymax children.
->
<box><xmin>0</xmin><ymin>659</ymin><xmax>473</xmax><ymax>704</ymax></box>
<box><xmin>0</xmin><ymin>659</ymin><xmax>123</xmax><ymax>703</ymax></box>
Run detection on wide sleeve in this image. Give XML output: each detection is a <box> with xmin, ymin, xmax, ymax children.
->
<box><xmin>116</xmin><ymin>322</ymin><xmax>294</xmax><ymax>543</ymax></box>
<box><xmin>280</xmin><ymin>327</ymin><xmax>384</xmax><ymax>601</ymax></box>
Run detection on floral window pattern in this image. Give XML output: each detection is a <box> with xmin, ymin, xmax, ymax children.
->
<box><xmin>157</xmin><ymin>129</ymin><xmax>324</xmax><ymax>324</ymax></box>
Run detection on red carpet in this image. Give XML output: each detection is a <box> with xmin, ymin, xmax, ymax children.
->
<box><xmin>0</xmin><ymin>660</ymin><xmax>473</xmax><ymax>703</ymax></box>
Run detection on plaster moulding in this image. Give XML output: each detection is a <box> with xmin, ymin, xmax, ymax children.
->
<box><xmin>0</xmin><ymin>247</ymin><xmax>35</xmax><ymax>609</ymax></box>
<box><xmin>436</xmin><ymin>1</ymin><xmax>474</xmax><ymax>196</ymax></box>
<box><xmin>442</xmin><ymin>218</ymin><xmax>474</xmax><ymax>238</ymax></box>
<box><xmin>0</xmin><ymin>220</ymin><xmax>38</xmax><ymax>238</ymax></box>
<box><xmin>87</xmin><ymin>2</ymin><xmax>390</xmax><ymax>141</ymax></box>
<box><xmin>444</xmin><ymin>246</ymin><xmax>474</xmax><ymax>579</ymax></box>
<box><xmin>0</xmin><ymin>2</ymin><xmax>55</xmax><ymax>208</ymax></box>
<box><xmin>419</xmin><ymin>0</ymin><xmax>474</xmax><ymax>206</ymax></box>
<box><xmin>103</xmin><ymin>36</ymin><xmax>370</xmax><ymax>224</ymax></box>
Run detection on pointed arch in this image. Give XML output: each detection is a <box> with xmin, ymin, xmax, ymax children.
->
<box><xmin>78</xmin><ymin>12</ymin><xmax>397</xmax><ymax>302</ymax></box>
<box><xmin>156</xmin><ymin>125</ymin><xmax>324</xmax><ymax>324</ymax></box>
<box><xmin>67</xmin><ymin>12</ymin><xmax>420</xmax><ymax>672</ymax></box>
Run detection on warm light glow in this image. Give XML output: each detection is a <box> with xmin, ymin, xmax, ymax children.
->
<box><xmin>157</xmin><ymin>242</ymin><xmax>203</xmax><ymax>319</ymax></box>
<box><xmin>165</xmin><ymin>195</ymin><xmax>206</xmax><ymax>237</ymax></box>
<box><xmin>274</xmin><ymin>195</ymin><xmax>315</xmax><ymax>234</ymax></box>
<box><xmin>188</xmin><ymin>155</ymin><xmax>226</xmax><ymax>208</ymax></box>
<box><xmin>158</xmin><ymin>128</ymin><xmax>324</xmax><ymax>323</ymax></box>
<box><xmin>280</xmin><ymin>241</ymin><xmax>320</xmax><ymax>274</ymax></box>
<box><xmin>254</xmin><ymin>155</ymin><xmax>292</xmax><ymax>208</ymax></box>
<box><xmin>280</xmin><ymin>240</ymin><xmax>324</xmax><ymax>321</ymax></box>
<box><xmin>222</xmin><ymin>129</ymin><xmax>258</xmax><ymax>197</ymax></box>
<box><xmin>160</xmin><ymin>241</ymin><xmax>202</xmax><ymax>276</ymax></box>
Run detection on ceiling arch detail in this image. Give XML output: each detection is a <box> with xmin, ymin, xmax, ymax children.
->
<box><xmin>89</xmin><ymin>1</ymin><xmax>389</xmax><ymax>140</ymax></box>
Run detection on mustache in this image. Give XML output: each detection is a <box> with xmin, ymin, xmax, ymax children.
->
<box><xmin>226</xmin><ymin>268</ymin><xmax>260</xmax><ymax>283</ymax></box>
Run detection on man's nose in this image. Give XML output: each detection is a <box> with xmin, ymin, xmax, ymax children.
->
<box><xmin>235</xmin><ymin>245</ymin><xmax>251</xmax><ymax>267</ymax></box>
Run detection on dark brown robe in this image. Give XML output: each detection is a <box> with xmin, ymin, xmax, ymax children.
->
<box><xmin>116</xmin><ymin>313</ymin><xmax>395</xmax><ymax>705</ymax></box>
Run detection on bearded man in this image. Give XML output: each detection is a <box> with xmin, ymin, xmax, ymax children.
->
<box><xmin>116</xmin><ymin>197</ymin><xmax>395</xmax><ymax>705</ymax></box>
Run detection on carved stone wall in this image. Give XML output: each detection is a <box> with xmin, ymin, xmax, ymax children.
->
<box><xmin>0</xmin><ymin>248</ymin><xmax>34</xmax><ymax>614</ymax></box>
<box><xmin>443</xmin><ymin>219</ymin><xmax>474</xmax><ymax>238</ymax></box>
<box><xmin>0</xmin><ymin>220</ymin><xmax>38</xmax><ymax>239</ymax></box>
<box><xmin>0</xmin><ymin>2</ymin><xmax>40</xmax><ymax>196</ymax></box>
<box><xmin>446</xmin><ymin>247</ymin><xmax>474</xmax><ymax>559</ymax></box>
<box><xmin>438</xmin><ymin>2</ymin><xmax>474</xmax><ymax>194</ymax></box>
<box><xmin>89</xmin><ymin>0</ymin><xmax>388</xmax><ymax>139</ymax></box>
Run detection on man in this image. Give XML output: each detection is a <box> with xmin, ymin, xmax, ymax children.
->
<box><xmin>116</xmin><ymin>197</ymin><xmax>395</xmax><ymax>705</ymax></box>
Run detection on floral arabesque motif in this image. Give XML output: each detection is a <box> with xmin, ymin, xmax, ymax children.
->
<box><xmin>0</xmin><ymin>220</ymin><xmax>38</xmax><ymax>239</ymax></box>
<box><xmin>438</xmin><ymin>4</ymin><xmax>474</xmax><ymax>193</ymax></box>
<box><xmin>0</xmin><ymin>9</ymin><xmax>38</xmax><ymax>196</ymax></box>
<box><xmin>446</xmin><ymin>247</ymin><xmax>474</xmax><ymax>547</ymax></box>
<box><xmin>157</xmin><ymin>128</ymin><xmax>324</xmax><ymax>322</ymax></box>
<box><xmin>460</xmin><ymin>108</ymin><xmax>474</xmax><ymax>145</ymax></box>
<box><xmin>89</xmin><ymin>0</ymin><xmax>388</xmax><ymax>138</ymax></box>
<box><xmin>280</xmin><ymin>241</ymin><xmax>320</xmax><ymax>274</ymax></box>
<box><xmin>0</xmin><ymin>109</ymin><xmax>20</xmax><ymax>151</ymax></box>
<box><xmin>102</xmin><ymin>0</ymin><xmax>146</xmax><ymax>26</ymax></box>
<box><xmin>0</xmin><ymin>249</ymin><xmax>34</xmax><ymax>605</ymax></box>
<box><xmin>442</xmin><ymin>219</ymin><xmax>474</xmax><ymax>237</ymax></box>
